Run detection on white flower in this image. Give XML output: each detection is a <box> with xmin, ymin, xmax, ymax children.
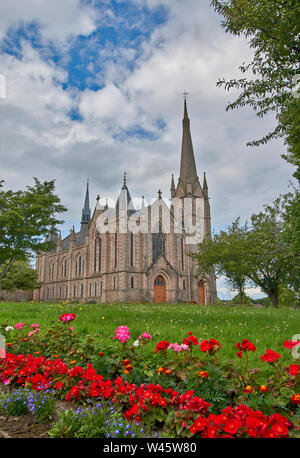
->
<box><xmin>133</xmin><ymin>340</ymin><xmax>139</xmax><ymax>347</ymax></box>
<box><xmin>5</xmin><ymin>326</ymin><xmax>14</xmax><ymax>332</ymax></box>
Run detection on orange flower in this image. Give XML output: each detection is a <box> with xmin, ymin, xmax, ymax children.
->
<box><xmin>244</xmin><ymin>385</ymin><xmax>256</xmax><ymax>393</ymax></box>
<box><xmin>98</xmin><ymin>352</ymin><xmax>104</xmax><ymax>356</ymax></box>
<box><xmin>197</xmin><ymin>370</ymin><xmax>208</xmax><ymax>378</ymax></box>
<box><xmin>258</xmin><ymin>385</ymin><xmax>270</xmax><ymax>392</ymax></box>
<box><xmin>70</xmin><ymin>360</ymin><xmax>76</xmax><ymax>365</ymax></box>
<box><xmin>291</xmin><ymin>394</ymin><xmax>300</xmax><ymax>405</ymax></box>
<box><xmin>6</xmin><ymin>343</ymin><xmax>12</xmax><ymax>347</ymax></box>
<box><xmin>156</xmin><ymin>367</ymin><xmax>164</xmax><ymax>373</ymax></box>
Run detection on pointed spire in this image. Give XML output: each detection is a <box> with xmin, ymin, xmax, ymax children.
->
<box><xmin>95</xmin><ymin>194</ymin><xmax>102</xmax><ymax>211</ymax></box>
<box><xmin>56</xmin><ymin>231</ymin><xmax>63</xmax><ymax>251</ymax></box>
<box><xmin>170</xmin><ymin>174</ymin><xmax>175</xmax><ymax>199</ymax></box>
<box><xmin>203</xmin><ymin>172</ymin><xmax>208</xmax><ymax>190</ymax></box>
<box><xmin>176</xmin><ymin>97</ymin><xmax>203</xmax><ymax>198</ymax></box>
<box><xmin>69</xmin><ymin>226</ymin><xmax>77</xmax><ymax>249</ymax></box>
<box><xmin>203</xmin><ymin>172</ymin><xmax>209</xmax><ymax>201</ymax></box>
<box><xmin>116</xmin><ymin>173</ymin><xmax>135</xmax><ymax>215</ymax></box>
<box><xmin>141</xmin><ymin>195</ymin><xmax>145</xmax><ymax>210</ymax></box>
<box><xmin>81</xmin><ymin>180</ymin><xmax>91</xmax><ymax>230</ymax></box>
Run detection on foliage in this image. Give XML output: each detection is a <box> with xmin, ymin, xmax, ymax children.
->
<box><xmin>211</xmin><ymin>0</ymin><xmax>300</xmax><ymax>180</ymax></box>
<box><xmin>194</xmin><ymin>193</ymin><xmax>300</xmax><ymax>307</ymax></box>
<box><xmin>0</xmin><ymin>260</ymin><xmax>41</xmax><ymax>292</ymax></box>
<box><xmin>0</xmin><ymin>388</ymin><xmax>56</xmax><ymax>422</ymax></box>
<box><xmin>1</xmin><ymin>310</ymin><xmax>300</xmax><ymax>437</ymax></box>
<box><xmin>48</xmin><ymin>402</ymin><xmax>146</xmax><ymax>438</ymax></box>
<box><xmin>0</xmin><ymin>178</ymin><xmax>66</xmax><ymax>282</ymax></box>
<box><xmin>193</xmin><ymin>218</ymin><xmax>250</xmax><ymax>304</ymax></box>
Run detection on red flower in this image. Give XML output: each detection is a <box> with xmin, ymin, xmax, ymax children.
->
<box><xmin>288</xmin><ymin>364</ymin><xmax>299</xmax><ymax>376</ymax></box>
<box><xmin>199</xmin><ymin>339</ymin><xmax>221</xmax><ymax>354</ymax></box>
<box><xmin>283</xmin><ymin>339</ymin><xmax>300</xmax><ymax>349</ymax></box>
<box><xmin>260</xmin><ymin>349</ymin><xmax>281</xmax><ymax>364</ymax></box>
<box><xmin>223</xmin><ymin>417</ymin><xmax>242</xmax><ymax>435</ymax></box>
<box><xmin>154</xmin><ymin>341</ymin><xmax>170</xmax><ymax>353</ymax></box>
<box><xmin>193</xmin><ymin>416</ymin><xmax>208</xmax><ymax>431</ymax></box>
<box><xmin>235</xmin><ymin>339</ymin><xmax>256</xmax><ymax>354</ymax></box>
<box><xmin>55</xmin><ymin>381</ymin><xmax>65</xmax><ymax>390</ymax></box>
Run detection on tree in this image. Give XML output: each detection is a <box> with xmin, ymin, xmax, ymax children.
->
<box><xmin>0</xmin><ymin>260</ymin><xmax>41</xmax><ymax>292</ymax></box>
<box><xmin>0</xmin><ymin>178</ymin><xmax>66</xmax><ymax>281</ymax></box>
<box><xmin>192</xmin><ymin>219</ymin><xmax>251</xmax><ymax>304</ymax></box>
<box><xmin>242</xmin><ymin>195</ymin><xmax>299</xmax><ymax>307</ymax></box>
<box><xmin>193</xmin><ymin>194</ymin><xmax>300</xmax><ymax>307</ymax></box>
<box><xmin>211</xmin><ymin>0</ymin><xmax>300</xmax><ymax>180</ymax></box>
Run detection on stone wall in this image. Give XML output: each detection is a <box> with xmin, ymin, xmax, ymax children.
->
<box><xmin>0</xmin><ymin>289</ymin><xmax>34</xmax><ymax>302</ymax></box>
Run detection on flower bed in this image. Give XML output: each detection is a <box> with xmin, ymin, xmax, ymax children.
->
<box><xmin>0</xmin><ymin>315</ymin><xmax>299</xmax><ymax>438</ymax></box>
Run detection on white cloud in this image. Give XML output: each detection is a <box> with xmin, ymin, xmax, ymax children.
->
<box><xmin>0</xmin><ymin>0</ymin><xmax>96</xmax><ymax>42</ymax></box>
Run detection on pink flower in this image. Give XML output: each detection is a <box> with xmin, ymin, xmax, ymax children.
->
<box><xmin>113</xmin><ymin>325</ymin><xmax>130</xmax><ymax>343</ymax></box>
<box><xmin>138</xmin><ymin>332</ymin><xmax>152</xmax><ymax>340</ymax></box>
<box><xmin>28</xmin><ymin>329</ymin><xmax>39</xmax><ymax>337</ymax></box>
<box><xmin>30</xmin><ymin>323</ymin><xmax>40</xmax><ymax>329</ymax></box>
<box><xmin>70</xmin><ymin>327</ymin><xmax>74</xmax><ymax>332</ymax></box>
<box><xmin>168</xmin><ymin>343</ymin><xmax>181</xmax><ymax>352</ymax></box>
<box><xmin>14</xmin><ymin>323</ymin><xmax>26</xmax><ymax>330</ymax></box>
<box><xmin>168</xmin><ymin>343</ymin><xmax>190</xmax><ymax>352</ymax></box>
<box><xmin>3</xmin><ymin>379</ymin><xmax>10</xmax><ymax>385</ymax></box>
<box><xmin>59</xmin><ymin>313</ymin><xmax>76</xmax><ymax>322</ymax></box>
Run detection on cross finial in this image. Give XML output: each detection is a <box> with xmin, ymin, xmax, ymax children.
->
<box><xmin>183</xmin><ymin>90</ymin><xmax>188</xmax><ymax>101</ymax></box>
<box><xmin>158</xmin><ymin>189</ymin><xmax>162</xmax><ymax>200</ymax></box>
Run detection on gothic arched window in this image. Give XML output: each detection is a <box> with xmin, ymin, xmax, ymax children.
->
<box><xmin>152</xmin><ymin>222</ymin><xmax>165</xmax><ymax>263</ymax></box>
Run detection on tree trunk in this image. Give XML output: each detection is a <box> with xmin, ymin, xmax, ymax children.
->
<box><xmin>0</xmin><ymin>257</ymin><xmax>16</xmax><ymax>282</ymax></box>
<box><xmin>239</xmin><ymin>288</ymin><xmax>243</xmax><ymax>304</ymax></box>
<box><xmin>269</xmin><ymin>292</ymin><xmax>279</xmax><ymax>308</ymax></box>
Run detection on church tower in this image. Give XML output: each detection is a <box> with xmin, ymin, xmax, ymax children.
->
<box><xmin>172</xmin><ymin>97</ymin><xmax>216</xmax><ymax>303</ymax></box>
<box><xmin>175</xmin><ymin>98</ymin><xmax>204</xmax><ymax>199</ymax></box>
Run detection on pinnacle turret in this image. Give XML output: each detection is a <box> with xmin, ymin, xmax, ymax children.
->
<box><xmin>81</xmin><ymin>180</ymin><xmax>91</xmax><ymax>230</ymax></box>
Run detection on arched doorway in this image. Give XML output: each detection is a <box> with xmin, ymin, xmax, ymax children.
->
<box><xmin>198</xmin><ymin>279</ymin><xmax>205</xmax><ymax>304</ymax></box>
<box><xmin>154</xmin><ymin>275</ymin><xmax>166</xmax><ymax>303</ymax></box>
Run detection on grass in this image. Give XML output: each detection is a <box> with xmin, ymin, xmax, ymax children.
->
<box><xmin>1</xmin><ymin>301</ymin><xmax>299</xmax><ymax>372</ymax></box>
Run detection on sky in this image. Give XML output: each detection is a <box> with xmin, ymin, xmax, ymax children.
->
<box><xmin>0</xmin><ymin>0</ymin><xmax>296</xmax><ymax>299</ymax></box>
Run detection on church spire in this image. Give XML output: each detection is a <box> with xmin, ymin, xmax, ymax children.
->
<box><xmin>176</xmin><ymin>97</ymin><xmax>203</xmax><ymax>198</ymax></box>
<box><xmin>81</xmin><ymin>180</ymin><xmax>91</xmax><ymax>230</ymax></box>
<box><xmin>170</xmin><ymin>174</ymin><xmax>175</xmax><ymax>199</ymax></box>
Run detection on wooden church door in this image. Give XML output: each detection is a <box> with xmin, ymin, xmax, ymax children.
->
<box><xmin>198</xmin><ymin>279</ymin><xmax>205</xmax><ymax>304</ymax></box>
<box><xmin>154</xmin><ymin>275</ymin><xmax>166</xmax><ymax>303</ymax></box>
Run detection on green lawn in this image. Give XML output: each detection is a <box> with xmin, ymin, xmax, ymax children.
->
<box><xmin>1</xmin><ymin>301</ymin><xmax>299</xmax><ymax>371</ymax></box>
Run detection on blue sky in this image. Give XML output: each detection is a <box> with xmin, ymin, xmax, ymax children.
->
<box><xmin>0</xmin><ymin>0</ymin><xmax>295</xmax><ymax>299</ymax></box>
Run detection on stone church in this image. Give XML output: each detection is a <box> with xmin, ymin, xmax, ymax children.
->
<box><xmin>33</xmin><ymin>100</ymin><xmax>217</xmax><ymax>304</ymax></box>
